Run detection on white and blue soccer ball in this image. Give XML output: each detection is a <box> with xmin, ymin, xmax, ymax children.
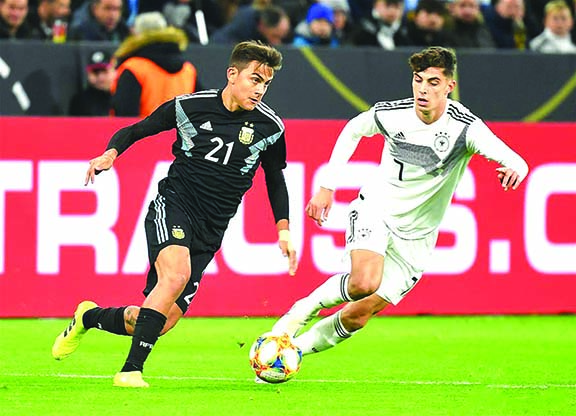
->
<box><xmin>249</xmin><ymin>332</ymin><xmax>302</xmax><ymax>383</ymax></box>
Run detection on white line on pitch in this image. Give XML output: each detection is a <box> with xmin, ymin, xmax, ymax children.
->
<box><xmin>2</xmin><ymin>373</ymin><xmax>576</xmax><ymax>390</ymax></box>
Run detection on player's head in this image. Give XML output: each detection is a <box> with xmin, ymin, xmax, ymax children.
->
<box><xmin>224</xmin><ymin>40</ymin><xmax>283</xmax><ymax>111</ymax></box>
<box><xmin>229</xmin><ymin>40</ymin><xmax>283</xmax><ymax>73</ymax></box>
<box><xmin>409</xmin><ymin>46</ymin><xmax>456</xmax><ymax>78</ymax></box>
<box><xmin>409</xmin><ymin>47</ymin><xmax>456</xmax><ymax>120</ymax></box>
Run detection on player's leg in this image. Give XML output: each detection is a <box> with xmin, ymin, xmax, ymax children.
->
<box><xmin>51</xmin><ymin>302</ymin><xmax>177</xmax><ymax>360</ymax></box>
<box><xmin>293</xmin><ymin>293</ymin><xmax>389</xmax><ymax>354</ymax></box>
<box><xmin>272</xmin><ymin>248</ymin><xmax>384</xmax><ymax>336</ymax></box>
<box><xmin>93</xmin><ymin>303</ymin><xmax>185</xmax><ymax>334</ymax></box>
<box><xmin>293</xmin><ymin>232</ymin><xmax>434</xmax><ymax>356</ymax></box>
<box><xmin>113</xmin><ymin>194</ymin><xmax>194</xmax><ymax>388</ymax></box>
<box><xmin>114</xmin><ymin>244</ymin><xmax>190</xmax><ymax>388</ymax></box>
<box><xmin>271</xmin><ymin>272</ymin><xmax>352</xmax><ymax>336</ymax></box>
<box><xmin>114</xmin><ymin>232</ymin><xmax>214</xmax><ymax>387</ymax></box>
<box><xmin>273</xmin><ymin>197</ymin><xmax>385</xmax><ymax>337</ymax></box>
<box><xmin>289</xmin><ymin>248</ymin><xmax>385</xmax><ymax>354</ymax></box>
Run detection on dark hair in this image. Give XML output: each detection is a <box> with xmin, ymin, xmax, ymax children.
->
<box><xmin>379</xmin><ymin>0</ymin><xmax>404</xmax><ymax>5</ymax></box>
<box><xmin>229</xmin><ymin>40</ymin><xmax>283</xmax><ymax>72</ymax></box>
<box><xmin>415</xmin><ymin>0</ymin><xmax>447</xmax><ymax>15</ymax></box>
<box><xmin>258</xmin><ymin>5</ymin><xmax>287</xmax><ymax>28</ymax></box>
<box><xmin>409</xmin><ymin>46</ymin><xmax>456</xmax><ymax>78</ymax></box>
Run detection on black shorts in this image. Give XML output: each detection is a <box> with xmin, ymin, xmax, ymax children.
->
<box><xmin>143</xmin><ymin>193</ymin><xmax>216</xmax><ymax>314</ymax></box>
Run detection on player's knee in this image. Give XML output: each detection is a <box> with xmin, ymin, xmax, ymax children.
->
<box><xmin>347</xmin><ymin>276</ymin><xmax>379</xmax><ymax>300</ymax></box>
<box><xmin>158</xmin><ymin>270</ymin><xmax>191</xmax><ymax>296</ymax></box>
<box><xmin>155</xmin><ymin>247</ymin><xmax>191</xmax><ymax>294</ymax></box>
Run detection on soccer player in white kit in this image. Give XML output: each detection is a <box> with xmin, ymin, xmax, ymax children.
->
<box><xmin>271</xmin><ymin>46</ymin><xmax>529</xmax><ymax>356</ymax></box>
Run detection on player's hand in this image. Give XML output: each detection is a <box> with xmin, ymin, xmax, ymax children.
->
<box><xmin>305</xmin><ymin>187</ymin><xmax>334</xmax><ymax>226</ymax></box>
<box><xmin>496</xmin><ymin>167</ymin><xmax>521</xmax><ymax>191</ymax></box>
<box><xmin>278</xmin><ymin>230</ymin><xmax>298</xmax><ymax>276</ymax></box>
<box><xmin>84</xmin><ymin>149</ymin><xmax>118</xmax><ymax>185</ymax></box>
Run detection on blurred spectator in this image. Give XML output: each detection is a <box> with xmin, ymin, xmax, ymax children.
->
<box><xmin>69</xmin><ymin>49</ymin><xmax>115</xmax><ymax>115</ymax></box>
<box><xmin>276</xmin><ymin>0</ymin><xmax>309</xmax><ymax>26</ymax></box>
<box><xmin>348</xmin><ymin>0</ymin><xmax>375</xmax><ymax>20</ymax></box>
<box><xmin>211</xmin><ymin>3</ymin><xmax>290</xmax><ymax>45</ymax></box>
<box><xmin>529</xmin><ymin>0</ymin><xmax>576</xmax><ymax>52</ymax></box>
<box><xmin>395</xmin><ymin>0</ymin><xmax>452</xmax><ymax>47</ymax></box>
<box><xmin>320</xmin><ymin>0</ymin><xmax>354</xmax><ymax>44</ymax></box>
<box><xmin>68</xmin><ymin>0</ymin><xmax>130</xmax><ymax>43</ymax></box>
<box><xmin>350</xmin><ymin>0</ymin><xmax>407</xmax><ymax>49</ymax></box>
<box><xmin>28</xmin><ymin>0</ymin><xmax>71</xmax><ymax>41</ymax></box>
<box><xmin>293</xmin><ymin>2</ymin><xmax>340</xmax><ymax>47</ymax></box>
<box><xmin>482</xmin><ymin>0</ymin><xmax>539</xmax><ymax>49</ymax></box>
<box><xmin>521</xmin><ymin>0</ymin><xmax>558</xmax><ymax>33</ymax></box>
<box><xmin>111</xmin><ymin>11</ymin><xmax>202</xmax><ymax>117</ymax></box>
<box><xmin>136</xmin><ymin>0</ymin><xmax>169</xmax><ymax>13</ymax></box>
<box><xmin>162</xmin><ymin>0</ymin><xmax>227</xmax><ymax>43</ymax></box>
<box><xmin>0</xmin><ymin>0</ymin><xmax>33</xmax><ymax>39</ymax></box>
<box><xmin>446</xmin><ymin>0</ymin><xmax>496</xmax><ymax>48</ymax></box>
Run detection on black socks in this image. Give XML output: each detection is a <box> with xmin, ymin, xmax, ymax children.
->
<box><xmin>83</xmin><ymin>306</ymin><xmax>129</xmax><ymax>336</ymax></box>
<box><xmin>120</xmin><ymin>307</ymin><xmax>167</xmax><ymax>373</ymax></box>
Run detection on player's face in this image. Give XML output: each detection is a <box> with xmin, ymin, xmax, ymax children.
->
<box><xmin>226</xmin><ymin>61</ymin><xmax>274</xmax><ymax>111</ymax></box>
<box><xmin>412</xmin><ymin>67</ymin><xmax>455</xmax><ymax>121</ymax></box>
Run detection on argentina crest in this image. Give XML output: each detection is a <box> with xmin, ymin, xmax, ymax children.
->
<box><xmin>239</xmin><ymin>122</ymin><xmax>254</xmax><ymax>145</ymax></box>
<box><xmin>171</xmin><ymin>226</ymin><xmax>185</xmax><ymax>240</ymax></box>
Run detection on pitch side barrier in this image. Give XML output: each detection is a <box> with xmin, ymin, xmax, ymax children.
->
<box><xmin>1</xmin><ymin>117</ymin><xmax>574</xmax><ymax>317</ymax></box>
<box><xmin>0</xmin><ymin>41</ymin><xmax>575</xmax><ymax>121</ymax></box>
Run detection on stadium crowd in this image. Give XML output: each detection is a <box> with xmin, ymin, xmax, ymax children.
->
<box><xmin>1</xmin><ymin>0</ymin><xmax>575</xmax><ymax>52</ymax></box>
<box><xmin>1</xmin><ymin>0</ymin><xmax>574</xmax><ymax>116</ymax></box>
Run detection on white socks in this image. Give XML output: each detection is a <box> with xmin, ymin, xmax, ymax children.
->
<box><xmin>272</xmin><ymin>273</ymin><xmax>353</xmax><ymax>336</ymax></box>
<box><xmin>303</xmin><ymin>272</ymin><xmax>353</xmax><ymax>310</ymax></box>
<box><xmin>293</xmin><ymin>310</ymin><xmax>354</xmax><ymax>355</ymax></box>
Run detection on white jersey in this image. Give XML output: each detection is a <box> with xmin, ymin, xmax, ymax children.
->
<box><xmin>321</xmin><ymin>98</ymin><xmax>529</xmax><ymax>239</ymax></box>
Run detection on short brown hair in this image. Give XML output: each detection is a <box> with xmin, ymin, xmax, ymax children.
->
<box><xmin>229</xmin><ymin>40</ymin><xmax>283</xmax><ymax>72</ymax></box>
<box><xmin>409</xmin><ymin>46</ymin><xmax>457</xmax><ymax>78</ymax></box>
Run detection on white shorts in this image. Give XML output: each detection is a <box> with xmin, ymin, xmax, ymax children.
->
<box><xmin>344</xmin><ymin>195</ymin><xmax>438</xmax><ymax>305</ymax></box>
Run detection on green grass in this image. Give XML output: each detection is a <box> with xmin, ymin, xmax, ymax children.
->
<box><xmin>0</xmin><ymin>316</ymin><xmax>575</xmax><ymax>415</ymax></box>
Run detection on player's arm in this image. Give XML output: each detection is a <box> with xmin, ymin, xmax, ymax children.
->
<box><xmin>264</xmin><ymin>168</ymin><xmax>298</xmax><ymax>276</ymax></box>
<box><xmin>467</xmin><ymin>121</ymin><xmax>529</xmax><ymax>192</ymax></box>
<box><xmin>85</xmin><ymin>99</ymin><xmax>177</xmax><ymax>185</ymax></box>
<box><xmin>307</xmin><ymin>108</ymin><xmax>380</xmax><ymax>226</ymax></box>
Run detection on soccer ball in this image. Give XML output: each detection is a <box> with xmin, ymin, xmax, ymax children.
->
<box><xmin>249</xmin><ymin>332</ymin><xmax>302</xmax><ymax>384</ymax></box>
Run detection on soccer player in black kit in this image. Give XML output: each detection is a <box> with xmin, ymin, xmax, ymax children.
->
<box><xmin>51</xmin><ymin>41</ymin><xmax>298</xmax><ymax>388</ymax></box>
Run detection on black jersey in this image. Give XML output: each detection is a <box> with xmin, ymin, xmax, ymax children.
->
<box><xmin>106</xmin><ymin>89</ymin><xmax>287</xmax><ymax>244</ymax></box>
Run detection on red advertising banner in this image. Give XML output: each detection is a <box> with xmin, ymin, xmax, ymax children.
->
<box><xmin>1</xmin><ymin>117</ymin><xmax>575</xmax><ymax>317</ymax></box>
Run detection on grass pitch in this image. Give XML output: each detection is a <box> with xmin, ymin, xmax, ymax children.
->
<box><xmin>0</xmin><ymin>315</ymin><xmax>574</xmax><ymax>415</ymax></box>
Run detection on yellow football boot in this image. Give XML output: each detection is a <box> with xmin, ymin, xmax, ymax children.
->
<box><xmin>51</xmin><ymin>301</ymin><xmax>98</xmax><ymax>360</ymax></box>
<box><xmin>113</xmin><ymin>371</ymin><xmax>150</xmax><ymax>388</ymax></box>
